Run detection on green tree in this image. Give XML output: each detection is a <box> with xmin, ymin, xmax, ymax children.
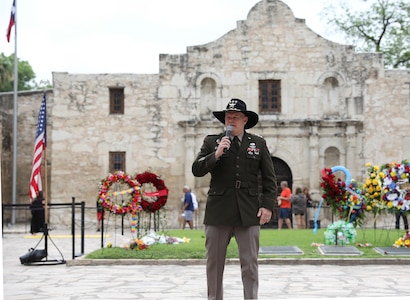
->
<box><xmin>0</xmin><ymin>52</ymin><xmax>37</xmax><ymax>92</ymax></box>
<box><xmin>322</xmin><ymin>0</ymin><xmax>410</xmax><ymax>68</ymax></box>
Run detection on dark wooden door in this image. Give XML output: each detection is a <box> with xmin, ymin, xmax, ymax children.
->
<box><xmin>262</xmin><ymin>156</ymin><xmax>293</xmax><ymax>229</ymax></box>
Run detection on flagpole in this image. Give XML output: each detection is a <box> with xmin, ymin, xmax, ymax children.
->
<box><xmin>37</xmin><ymin>82</ymin><xmax>49</xmax><ymax>225</ymax></box>
<box><xmin>11</xmin><ymin>0</ymin><xmax>18</xmax><ymax>225</ymax></box>
<box><xmin>38</xmin><ymin>82</ymin><xmax>51</xmax><ymax>261</ymax></box>
<box><xmin>41</xmin><ymin>88</ymin><xmax>49</xmax><ymax>227</ymax></box>
<box><xmin>43</xmin><ymin>146</ymin><xmax>49</xmax><ymax>255</ymax></box>
<box><xmin>44</xmin><ymin>148</ymin><xmax>48</xmax><ymax>223</ymax></box>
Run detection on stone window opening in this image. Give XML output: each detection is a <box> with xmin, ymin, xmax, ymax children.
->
<box><xmin>109</xmin><ymin>87</ymin><xmax>124</xmax><ymax>114</ymax></box>
<box><xmin>259</xmin><ymin>79</ymin><xmax>281</xmax><ymax>113</ymax></box>
<box><xmin>109</xmin><ymin>151</ymin><xmax>126</xmax><ymax>173</ymax></box>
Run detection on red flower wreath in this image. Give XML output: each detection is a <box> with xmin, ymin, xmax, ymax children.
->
<box><xmin>135</xmin><ymin>171</ymin><xmax>168</xmax><ymax>212</ymax></box>
<box><xmin>98</xmin><ymin>171</ymin><xmax>142</xmax><ymax>215</ymax></box>
<box><xmin>321</xmin><ymin>168</ymin><xmax>347</xmax><ymax>206</ymax></box>
<box><xmin>321</xmin><ymin>168</ymin><xmax>367</xmax><ymax>227</ymax></box>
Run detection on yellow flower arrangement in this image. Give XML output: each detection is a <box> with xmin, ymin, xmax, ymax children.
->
<box><xmin>393</xmin><ymin>231</ymin><xmax>410</xmax><ymax>248</ymax></box>
<box><xmin>362</xmin><ymin>163</ymin><xmax>385</xmax><ymax>215</ymax></box>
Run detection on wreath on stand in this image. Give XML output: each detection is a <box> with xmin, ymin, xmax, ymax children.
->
<box><xmin>135</xmin><ymin>171</ymin><xmax>169</xmax><ymax>233</ymax></box>
<box><xmin>98</xmin><ymin>171</ymin><xmax>142</xmax><ymax>215</ymax></box>
<box><xmin>135</xmin><ymin>171</ymin><xmax>168</xmax><ymax>213</ymax></box>
<box><xmin>320</xmin><ymin>168</ymin><xmax>367</xmax><ymax>228</ymax></box>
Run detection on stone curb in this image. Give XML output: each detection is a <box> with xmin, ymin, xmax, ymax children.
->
<box><xmin>66</xmin><ymin>257</ymin><xmax>410</xmax><ymax>267</ymax></box>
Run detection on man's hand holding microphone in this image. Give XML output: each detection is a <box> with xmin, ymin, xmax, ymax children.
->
<box><xmin>215</xmin><ymin>125</ymin><xmax>232</xmax><ymax>159</ymax></box>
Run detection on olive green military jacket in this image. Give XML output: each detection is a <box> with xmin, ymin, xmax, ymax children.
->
<box><xmin>192</xmin><ymin>131</ymin><xmax>277</xmax><ymax>226</ymax></box>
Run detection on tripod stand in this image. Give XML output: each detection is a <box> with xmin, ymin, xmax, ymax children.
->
<box><xmin>20</xmin><ymin>191</ymin><xmax>65</xmax><ymax>265</ymax></box>
<box><xmin>20</xmin><ymin>214</ymin><xmax>66</xmax><ymax>265</ymax></box>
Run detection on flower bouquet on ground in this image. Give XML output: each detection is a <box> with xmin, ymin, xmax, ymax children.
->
<box><xmin>122</xmin><ymin>230</ymin><xmax>191</xmax><ymax>250</ymax></box>
<box><xmin>324</xmin><ymin>220</ymin><xmax>357</xmax><ymax>245</ymax></box>
<box><xmin>125</xmin><ymin>238</ymin><xmax>149</xmax><ymax>251</ymax></box>
<box><xmin>393</xmin><ymin>230</ymin><xmax>410</xmax><ymax>248</ymax></box>
<box><xmin>139</xmin><ymin>230</ymin><xmax>191</xmax><ymax>245</ymax></box>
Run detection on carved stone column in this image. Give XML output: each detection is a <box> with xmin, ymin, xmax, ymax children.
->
<box><xmin>345</xmin><ymin>123</ymin><xmax>357</xmax><ymax>179</ymax></box>
<box><xmin>179</xmin><ymin>120</ymin><xmax>198</xmax><ymax>189</ymax></box>
<box><xmin>308</xmin><ymin>122</ymin><xmax>320</xmax><ymax>192</ymax></box>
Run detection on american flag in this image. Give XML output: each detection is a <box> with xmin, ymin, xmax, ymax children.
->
<box><xmin>6</xmin><ymin>0</ymin><xmax>16</xmax><ymax>43</ymax></box>
<box><xmin>29</xmin><ymin>93</ymin><xmax>47</xmax><ymax>202</ymax></box>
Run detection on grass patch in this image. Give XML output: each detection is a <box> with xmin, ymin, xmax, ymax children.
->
<box><xmin>85</xmin><ymin>228</ymin><xmax>408</xmax><ymax>259</ymax></box>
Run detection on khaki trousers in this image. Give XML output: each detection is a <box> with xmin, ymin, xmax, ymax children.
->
<box><xmin>205</xmin><ymin>225</ymin><xmax>260</xmax><ymax>300</ymax></box>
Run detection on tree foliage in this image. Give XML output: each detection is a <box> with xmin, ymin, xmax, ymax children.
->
<box><xmin>0</xmin><ymin>52</ymin><xmax>38</xmax><ymax>92</ymax></box>
<box><xmin>323</xmin><ymin>0</ymin><xmax>410</xmax><ymax>68</ymax></box>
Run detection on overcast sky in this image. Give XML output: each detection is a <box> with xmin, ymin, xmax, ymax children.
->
<box><xmin>0</xmin><ymin>0</ymin><xmax>358</xmax><ymax>85</ymax></box>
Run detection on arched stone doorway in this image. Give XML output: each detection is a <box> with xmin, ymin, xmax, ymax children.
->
<box><xmin>263</xmin><ymin>157</ymin><xmax>293</xmax><ymax>228</ymax></box>
<box><xmin>272</xmin><ymin>157</ymin><xmax>293</xmax><ymax>192</ymax></box>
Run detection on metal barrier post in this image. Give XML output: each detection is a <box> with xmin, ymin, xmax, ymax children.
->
<box><xmin>101</xmin><ymin>209</ymin><xmax>104</xmax><ymax>248</ymax></box>
<box><xmin>2</xmin><ymin>205</ymin><xmax>4</xmax><ymax>237</ymax></box>
<box><xmin>81</xmin><ymin>201</ymin><xmax>85</xmax><ymax>255</ymax></box>
<box><xmin>121</xmin><ymin>199</ymin><xmax>124</xmax><ymax>235</ymax></box>
<box><xmin>71</xmin><ymin>197</ymin><xmax>75</xmax><ymax>260</ymax></box>
<box><xmin>121</xmin><ymin>212</ymin><xmax>124</xmax><ymax>235</ymax></box>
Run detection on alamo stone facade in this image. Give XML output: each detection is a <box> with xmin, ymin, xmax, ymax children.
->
<box><xmin>1</xmin><ymin>0</ymin><xmax>409</xmax><ymax>229</ymax></box>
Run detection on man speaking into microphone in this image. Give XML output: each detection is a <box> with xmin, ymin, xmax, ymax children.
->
<box><xmin>223</xmin><ymin>125</ymin><xmax>233</xmax><ymax>153</ymax></box>
<box><xmin>192</xmin><ymin>98</ymin><xmax>277</xmax><ymax>300</ymax></box>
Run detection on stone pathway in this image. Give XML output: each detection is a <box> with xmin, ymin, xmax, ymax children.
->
<box><xmin>2</xmin><ymin>227</ymin><xmax>410</xmax><ymax>299</ymax></box>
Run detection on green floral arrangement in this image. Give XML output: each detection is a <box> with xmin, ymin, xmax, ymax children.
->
<box><xmin>324</xmin><ymin>220</ymin><xmax>357</xmax><ymax>245</ymax></box>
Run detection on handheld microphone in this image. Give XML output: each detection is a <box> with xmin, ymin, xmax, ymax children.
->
<box><xmin>223</xmin><ymin>125</ymin><xmax>233</xmax><ymax>153</ymax></box>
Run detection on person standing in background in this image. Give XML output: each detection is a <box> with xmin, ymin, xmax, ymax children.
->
<box><xmin>96</xmin><ymin>200</ymin><xmax>105</xmax><ymax>232</ymax></box>
<box><xmin>291</xmin><ymin>187</ymin><xmax>307</xmax><ymax>229</ymax></box>
<box><xmin>190</xmin><ymin>188</ymin><xmax>199</xmax><ymax>229</ymax></box>
<box><xmin>30</xmin><ymin>191</ymin><xmax>45</xmax><ymax>235</ymax></box>
<box><xmin>303</xmin><ymin>187</ymin><xmax>313</xmax><ymax>207</ymax></box>
<box><xmin>395</xmin><ymin>211</ymin><xmax>409</xmax><ymax>230</ymax></box>
<box><xmin>277</xmin><ymin>181</ymin><xmax>292</xmax><ymax>229</ymax></box>
<box><xmin>190</xmin><ymin>188</ymin><xmax>198</xmax><ymax>212</ymax></box>
<box><xmin>182</xmin><ymin>185</ymin><xmax>194</xmax><ymax>230</ymax></box>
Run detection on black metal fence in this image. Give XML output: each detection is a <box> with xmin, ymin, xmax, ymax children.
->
<box><xmin>261</xmin><ymin>206</ymin><xmax>333</xmax><ymax>229</ymax></box>
<box><xmin>2</xmin><ymin>198</ymin><xmax>85</xmax><ymax>260</ymax></box>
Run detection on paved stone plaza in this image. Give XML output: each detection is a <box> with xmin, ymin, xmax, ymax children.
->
<box><xmin>2</xmin><ymin>227</ymin><xmax>410</xmax><ymax>300</ymax></box>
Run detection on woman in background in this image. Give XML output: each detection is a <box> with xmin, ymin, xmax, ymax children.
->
<box><xmin>30</xmin><ymin>191</ymin><xmax>45</xmax><ymax>235</ymax></box>
<box><xmin>291</xmin><ymin>187</ymin><xmax>307</xmax><ymax>229</ymax></box>
<box><xmin>303</xmin><ymin>187</ymin><xmax>313</xmax><ymax>207</ymax></box>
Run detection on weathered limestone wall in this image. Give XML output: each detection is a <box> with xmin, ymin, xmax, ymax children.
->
<box><xmin>363</xmin><ymin>69</ymin><xmax>410</xmax><ymax>166</ymax></box>
<box><xmin>49</xmin><ymin>72</ymin><xmax>184</xmax><ymax>226</ymax></box>
<box><xmin>1</xmin><ymin>0</ymin><xmax>409</xmax><ymax>230</ymax></box>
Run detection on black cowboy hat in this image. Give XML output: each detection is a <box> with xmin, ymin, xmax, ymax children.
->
<box><xmin>213</xmin><ymin>98</ymin><xmax>259</xmax><ymax>129</ymax></box>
